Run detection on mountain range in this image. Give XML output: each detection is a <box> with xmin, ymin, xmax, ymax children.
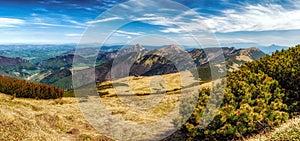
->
<box><xmin>39</xmin><ymin>44</ymin><xmax>265</xmax><ymax>89</ymax></box>
<box><xmin>221</xmin><ymin>43</ymin><xmax>289</xmax><ymax>54</ymax></box>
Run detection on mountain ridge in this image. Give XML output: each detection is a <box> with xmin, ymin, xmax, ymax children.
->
<box><xmin>40</xmin><ymin>44</ymin><xmax>265</xmax><ymax>89</ymax></box>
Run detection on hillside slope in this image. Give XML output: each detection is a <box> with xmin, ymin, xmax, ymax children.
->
<box><xmin>0</xmin><ymin>93</ymin><xmax>111</xmax><ymax>141</ymax></box>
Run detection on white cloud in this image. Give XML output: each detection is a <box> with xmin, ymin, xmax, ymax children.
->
<box><xmin>86</xmin><ymin>17</ymin><xmax>123</xmax><ymax>24</ymax></box>
<box><xmin>143</xmin><ymin>14</ymin><xmax>156</xmax><ymax>17</ymax></box>
<box><xmin>33</xmin><ymin>8</ymin><xmax>49</xmax><ymax>12</ymax></box>
<box><xmin>133</xmin><ymin>14</ymin><xmax>178</xmax><ymax>26</ymax></box>
<box><xmin>0</xmin><ymin>18</ymin><xmax>25</xmax><ymax>27</ymax></box>
<box><xmin>65</xmin><ymin>34</ymin><xmax>83</xmax><ymax>37</ymax></box>
<box><xmin>115</xmin><ymin>30</ymin><xmax>142</xmax><ymax>36</ymax></box>
<box><xmin>204</xmin><ymin>3</ymin><xmax>300</xmax><ymax>32</ymax></box>
<box><xmin>119</xmin><ymin>3</ymin><xmax>130</xmax><ymax>9</ymax></box>
<box><xmin>65</xmin><ymin>19</ymin><xmax>81</xmax><ymax>25</ymax></box>
<box><xmin>130</xmin><ymin>1</ymin><xmax>300</xmax><ymax>34</ymax></box>
<box><xmin>160</xmin><ymin>28</ymin><xmax>182</xmax><ymax>33</ymax></box>
<box><xmin>113</xmin><ymin>33</ymin><xmax>127</xmax><ymax>37</ymax></box>
<box><xmin>35</xmin><ymin>22</ymin><xmax>62</xmax><ymax>27</ymax></box>
<box><xmin>217</xmin><ymin>38</ymin><xmax>256</xmax><ymax>44</ymax></box>
<box><xmin>33</xmin><ymin>22</ymin><xmax>84</xmax><ymax>29</ymax></box>
<box><xmin>31</xmin><ymin>13</ymin><xmax>38</xmax><ymax>16</ymax></box>
<box><xmin>30</xmin><ymin>14</ymin><xmax>85</xmax><ymax>29</ymax></box>
<box><xmin>132</xmin><ymin>11</ymin><xmax>209</xmax><ymax>33</ymax></box>
<box><xmin>112</xmin><ymin>30</ymin><xmax>143</xmax><ymax>40</ymax></box>
<box><xmin>34</xmin><ymin>22</ymin><xmax>63</xmax><ymax>27</ymax></box>
<box><xmin>65</xmin><ymin>19</ymin><xmax>86</xmax><ymax>27</ymax></box>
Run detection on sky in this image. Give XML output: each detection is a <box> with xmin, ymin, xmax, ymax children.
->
<box><xmin>0</xmin><ymin>0</ymin><xmax>299</xmax><ymax>47</ymax></box>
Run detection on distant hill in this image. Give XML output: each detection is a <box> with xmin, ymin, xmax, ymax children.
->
<box><xmin>39</xmin><ymin>54</ymin><xmax>89</xmax><ymax>71</ymax></box>
<box><xmin>0</xmin><ymin>56</ymin><xmax>25</xmax><ymax>66</ymax></box>
<box><xmin>0</xmin><ymin>56</ymin><xmax>36</xmax><ymax>78</ymax></box>
<box><xmin>258</xmin><ymin>44</ymin><xmax>289</xmax><ymax>54</ymax></box>
<box><xmin>0</xmin><ymin>44</ymin><xmax>75</xmax><ymax>64</ymax></box>
<box><xmin>220</xmin><ymin>43</ymin><xmax>289</xmax><ymax>54</ymax></box>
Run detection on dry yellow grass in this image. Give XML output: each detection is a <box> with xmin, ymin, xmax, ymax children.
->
<box><xmin>236</xmin><ymin>55</ymin><xmax>252</xmax><ymax>62</ymax></box>
<box><xmin>0</xmin><ymin>93</ymin><xmax>112</xmax><ymax>141</ymax></box>
<box><xmin>98</xmin><ymin>71</ymin><xmax>201</xmax><ymax>97</ymax></box>
<box><xmin>245</xmin><ymin>116</ymin><xmax>300</xmax><ymax>141</ymax></box>
<box><xmin>95</xmin><ymin>71</ymin><xmax>222</xmax><ymax>125</ymax></box>
<box><xmin>71</xmin><ymin>71</ymin><xmax>211</xmax><ymax>140</ymax></box>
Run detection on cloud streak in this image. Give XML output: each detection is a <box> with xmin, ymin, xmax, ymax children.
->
<box><xmin>65</xmin><ymin>33</ymin><xmax>83</xmax><ymax>37</ymax></box>
<box><xmin>115</xmin><ymin>30</ymin><xmax>143</xmax><ymax>36</ymax></box>
<box><xmin>87</xmin><ymin>17</ymin><xmax>123</xmax><ymax>24</ymax></box>
<box><xmin>33</xmin><ymin>22</ymin><xmax>84</xmax><ymax>29</ymax></box>
<box><xmin>0</xmin><ymin>18</ymin><xmax>25</xmax><ymax>27</ymax></box>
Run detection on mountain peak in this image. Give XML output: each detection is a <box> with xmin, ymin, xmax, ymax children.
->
<box><xmin>132</xmin><ymin>43</ymin><xmax>145</xmax><ymax>51</ymax></box>
<box><xmin>116</xmin><ymin>44</ymin><xmax>146</xmax><ymax>56</ymax></box>
<box><xmin>159</xmin><ymin>44</ymin><xmax>184</xmax><ymax>52</ymax></box>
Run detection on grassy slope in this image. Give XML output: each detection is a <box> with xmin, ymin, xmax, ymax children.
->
<box><xmin>0</xmin><ymin>71</ymin><xmax>201</xmax><ymax>141</ymax></box>
<box><xmin>0</xmin><ymin>93</ymin><xmax>111</xmax><ymax>141</ymax></box>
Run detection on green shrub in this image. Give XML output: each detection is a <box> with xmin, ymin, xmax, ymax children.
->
<box><xmin>177</xmin><ymin>69</ymin><xmax>289</xmax><ymax>140</ymax></box>
<box><xmin>244</xmin><ymin>45</ymin><xmax>300</xmax><ymax>114</ymax></box>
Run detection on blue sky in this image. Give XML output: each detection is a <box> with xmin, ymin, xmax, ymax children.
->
<box><xmin>0</xmin><ymin>0</ymin><xmax>299</xmax><ymax>47</ymax></box>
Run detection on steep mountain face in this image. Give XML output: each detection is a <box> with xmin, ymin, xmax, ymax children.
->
<box><xmin>40</xmin><ymin>44</ymin><xmax>266</xmax><ymax>89</ymax></box>
<box><xmin>223</xmin><ymin>47</ymin><xmax>265</xmax><ymax>71</ymax></box>
<box><xmin>93</xmin><ymin>45</ymin><xmax>265</xmax><ymax>82</ymax></box>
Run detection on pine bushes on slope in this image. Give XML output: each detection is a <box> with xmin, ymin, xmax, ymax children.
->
<box><xmin>177</xmin><ymin>45</ymin><xmax>299</xmax><ymax>140</ymax></box>
<box><xmin>244</xmin><ymin>45</ymin><xmax>300</xmax><ymax>114</ymax></box>
<box><xmin>178</xmin><ymin>70</ymin><xmax>288</xmax><ymax>140</ymax></box>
